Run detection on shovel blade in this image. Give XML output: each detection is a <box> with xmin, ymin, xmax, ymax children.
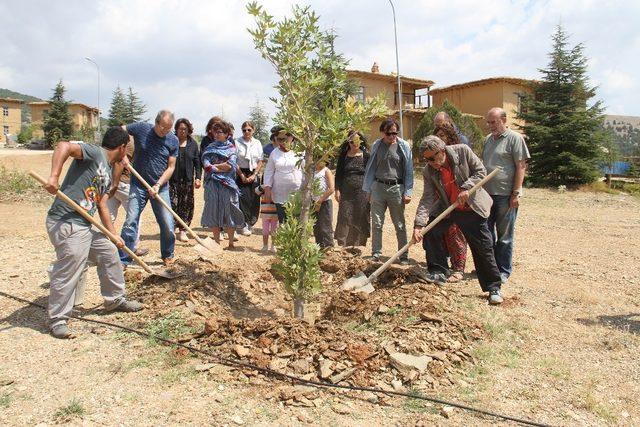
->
<box><xmin>341</xmin><ymin>272</ymin><xmax>370</xmax><ymax>291</ymax></box>
<box><xmin>194</xmin><ymin>237</ymin><xmax>222</xmax><ymax>255</ymax></box>
<box><xmin>152</xmin><ymin>268</ymin><xmax>184</xmax><ymax>279</ymax></box>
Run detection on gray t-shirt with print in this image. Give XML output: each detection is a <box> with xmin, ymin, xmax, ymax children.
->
<box><xmin>482</xmin><ymin>129</ymin><xmax>530</xmax><ymax>196</ymax></box>
<box><xmin>47</xmin><ymin>143</ymin><xmax>112</xmax><ymax>226</ymax></box>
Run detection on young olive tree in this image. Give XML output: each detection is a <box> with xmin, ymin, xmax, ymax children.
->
<box><xmin>247</xmin><ymin>2</ymin><xmax>386</xmax><ymax>317</ymax></box>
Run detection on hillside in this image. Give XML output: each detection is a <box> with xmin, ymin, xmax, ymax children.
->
<box><xmin>604</xmin><ymin>114</ymin><xmax>640</xmax><ymax>136</ymax></box>
<box><xmin>0</xmin><ymin>88</ymin><xmax>44</xmax><ymax>122</ymax></box>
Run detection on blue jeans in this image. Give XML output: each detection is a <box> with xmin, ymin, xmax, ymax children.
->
<box><xmin>370</xmin><ymin>181</ymin><xmax>408</xmax><ymax>260</ymax></box>
<box><xmin>487</xmin><ymin>195</ymin><xmax>518</xmax><ymax>279</ymax></box>
<box><xmin>119</xmin><ymin>182</ymin><xmax>175</xmax><ymax>264</ymax></box>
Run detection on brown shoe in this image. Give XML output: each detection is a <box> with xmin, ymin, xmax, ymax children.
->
<box><xmin>134</xmin><ymin>247</ymin><xmax>149</xmax><ymax>257</ymax></box>
<box><xmin>162</xmin><ymin>257</ymin><xmax>175</xmax><ymax>266</ymax></box>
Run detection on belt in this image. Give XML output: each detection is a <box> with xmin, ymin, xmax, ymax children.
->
<box><xmin>375</xmin><ymin>178</ymin><xmax>403</xmax><ymax>185</ymax></box>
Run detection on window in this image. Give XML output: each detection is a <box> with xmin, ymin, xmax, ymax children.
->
<box><xmin>355</xmin><ymin>86</ymin><xmax>365</xmax><ymax>103</ymax></box>
<box><xmin>394</xmin><ymin>91</ymin><xmax>416</xmax><ymax>107</ymax></box>
<box><xmin>2</xmin><ymin>106</ymin><xmax>8</xmax><ymax>116</ymax></box>
<box><xmin>3</xmin><ymin>126</ymin><xmax>9</xmax><ymax>135</ymax></box>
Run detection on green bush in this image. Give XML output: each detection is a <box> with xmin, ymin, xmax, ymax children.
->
<box><xmin>272</xmin><ymin>191</ymin><xmax>323</xmax><ymax>303</ymax></box>
<box><xmin>17</xmin><ymin>124</ymin><xmax>34</xmax><ymax>145</ymax></box>
<box><xmin>412</xmin><ymin>100</ymin><xmax>485</xmax><ymax>157</ymax></box>
<box><xmin>0</xmin><ymin>166</ymin><xmax>40</xmax><ymax>198</ymax></box>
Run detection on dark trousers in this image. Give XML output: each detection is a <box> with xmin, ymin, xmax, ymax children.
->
<box><xmin>312</xmin><ymin>200</ymin><xmax>334</xmax><ymax>249</ymax></box>
<box><xmin>423</xmin><ymin>210</ymin><xmax>502</xmax><ymax>292</ymax></box>
<box><xmin>275</xmin><ymin>203</ymin><xmax>287</xmax><ymax>224</ymax></box>
<box><xmin>236</xmin><ymin>168</ymin><xmax>260</xmax><ymax>227</ymax></box>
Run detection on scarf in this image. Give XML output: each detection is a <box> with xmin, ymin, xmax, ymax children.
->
<box><xmin>202</xmin><ymin>139</ymin><xmax>239</xmax><ymax>194</ymax></box>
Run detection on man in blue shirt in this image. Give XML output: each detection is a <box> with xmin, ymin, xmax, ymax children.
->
<box><xmin>119</xmin><ymin>110</ymin><xmax>179</xmax><ymax>266</ymax></box>
<box><xmin>363</xmin><ymin>118</ymin><xmax>414</xmax><ymax>264</ymax></box>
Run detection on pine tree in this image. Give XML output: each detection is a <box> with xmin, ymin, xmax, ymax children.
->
<box><xmin>107</xmin><ymin>86</ymin><xmax>127</xmax><ymax>126</ymax></box>
<box><xmin>248</xmin><ymin>98</ymin><xmax>270</xmax><ymax>144</ymax></box>
<box><xmin>518</xmin><ymin>25</ymin><xmax>605</xmax><ymax>186</ymax></box>
<box><xmin>125</xmin><ymin>87</ymin><xmax>146</xmax><ymax>123</ymax></box>
<box><xmin>43</xmin><ymin>80</ymin><xmax>73</xmax><ymax>149</ymax></box>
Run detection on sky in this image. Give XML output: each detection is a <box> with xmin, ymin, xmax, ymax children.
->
<box><xmin>1</xmin><ymin>0</ymin><xmax>638</xmax><ymax>135</ymax></box>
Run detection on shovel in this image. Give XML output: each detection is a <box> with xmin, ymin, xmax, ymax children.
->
<box><xmin>29</xmin><ymin>171</ymin><xmax>183</xmax><ymax>279</ymax></box>
<box><xmin>342</xmin><ymin>168</ymin><xmax>500</xmax><ymax>292</ymax></box>
<box><xmin>126</xmin><ymin>164</ymin><xmax>221</xmax><ymax>256</ymax></box>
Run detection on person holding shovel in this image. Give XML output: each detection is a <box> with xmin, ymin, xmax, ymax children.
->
<box><xmin>119</xmin><ymin>110</ymin><xmax>179</xmax><ymax>266</ymax></box>
<box><xmin>412</xmin><ymin>135</ymin><xmax>504</xmax><ymax>305</ymax></box>
<box><xmin>43</xmin><ymin>127</ymin><xmax>143</xmax><ymax>339</ymax></box>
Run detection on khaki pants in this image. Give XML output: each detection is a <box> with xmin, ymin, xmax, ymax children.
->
<box><xmin>46</xmin><ymin>217</ymin><xmax>126</xmax><ymax>328</ymax></box>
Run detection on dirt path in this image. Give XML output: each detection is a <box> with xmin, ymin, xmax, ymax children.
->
<box><xmin>1</xmin><ymin>153</ymin><xmax>639</xmax><ymax>426</ymax></box>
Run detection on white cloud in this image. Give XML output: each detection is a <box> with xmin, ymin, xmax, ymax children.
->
<box><xmin>1</xmin><ymin>0</ymin><xmax>638</xmax><ymax>131</ymax></box>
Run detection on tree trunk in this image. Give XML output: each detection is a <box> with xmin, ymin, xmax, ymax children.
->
<box><xmin>293</xmin><ymin>298</ymin><xmax>305</xmax><ymax>318</ymax></box>
<box><xmin>292</xmin><ymin>143</ymin><xmax>317</xmax><ymax>318</ymax></box>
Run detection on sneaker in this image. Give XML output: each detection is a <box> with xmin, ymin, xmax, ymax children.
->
<box><xmin>134</xmin><ymin>247</ymin><xmax>149</xmax><ymax>257</ymax></box>
<box><xmin>178</xmin><ymin>230</ymin><xmax>189</xmax><ymax>242</ymax></box>
<box><xmin>261</xmin><ymin>245</ymin><xmax>269</xmax><ymax>252</ymax></box>
<box><xmin>51</xmin><ymin>323</ymin><xmax>72</xmax><ymax>339</ymax></box>
<box><xmin>489</xmin><ymin>290</ymin><xmax>504</xmax><ymax>305</ymax></box>
<box><xmin>162</xmin><ymin>257</ymin><xmax>175</xmax><ymax>266</ymax></box>
<box><xmin>500</xmin><ymin>273</ymin><xmax>509</xmax><ymax>284</ymax></box>
<box><xmin>270</xmin><ymin>245</ymin><xmax>277</xmax><ymax>253</ymax></box>
<box><xmin>421</xmin><ymin>271</ymin><xmax>447</xmax><ymax>286</ymax></box>
<box><xmin>241</xmin><ymin>226</ymin><xmax>252</xmax><ymax>236</ymax></box>
<box><xmin>369</xmin><ymin>254</ymin><xmax>381</xmax><ymax>262</ymax></box>
<box><xmin>395</xmin><ymin>258</ymin><xmax>410</xmax><ymax>266</ymax></box>
<box><xmin>108</xmin><ymin>299</ymin><xmax>143</xmax><ymax>313</ymax></box>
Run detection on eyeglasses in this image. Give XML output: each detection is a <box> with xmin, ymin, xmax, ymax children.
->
<box><xmin>423</xmin><ymin>151</ymin><xmax>442</xmax><ymax>162</ymax></box>
<box><xmin>213</xmin><ymin>130</ymin><xmax>226</xmax><ymax>135</ymax></box>
<box><xmin>242</xmin><ymin>128</ymin><xmax>252</xmax><ymax>132</ymax></box>
<box><xmin>385</xmin><ymin>132</ymin><xmax>398</xmax><ymax>136</ymax></box>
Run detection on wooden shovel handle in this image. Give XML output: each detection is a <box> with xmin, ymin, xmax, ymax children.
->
<box><xmin>126</xmin><ymin>164</ymin><xmax>208</xmax><ymax>247</ymax></box>
<box><xmin>28</xmin><ymin>171</ymin><xmax>154</xmax><ymax>274</ymax></box>
<box><xmin>366</xmin><ymin>167</ymin><xmax>501</xmax><ymax>284</ymax></box>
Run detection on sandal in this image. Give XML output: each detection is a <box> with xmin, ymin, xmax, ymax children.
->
<box><xmin>447</xmin><ymin>271</ymin><xmax>464</xmax><ymax>283</ymax></box>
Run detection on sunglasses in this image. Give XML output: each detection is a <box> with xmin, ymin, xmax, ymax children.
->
<box><xmin>385</xmin><ymin>132</ymin><xmax>398</xmax><ymax>136</ymax></box>
<box><xmin>242</xmin><ymin>128</ymin><xmax>252</xmax><ymax>132</ymax></box>
<box><xmin>423</xmin><ymin>151</ymin><xmax>442</xmax><ymax>162</ymax></box>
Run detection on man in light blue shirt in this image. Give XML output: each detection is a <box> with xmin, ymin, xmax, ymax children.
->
<box><xmin>363</xmin><ymin>118</ymin><xmax>413</xmax><ymax>264</ymax></box>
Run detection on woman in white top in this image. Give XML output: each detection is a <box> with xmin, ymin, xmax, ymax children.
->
<box><xmin>234</xmin><ymin>120</ymin><xmax>264</xmax><ymax>235</ymax></box>
<box><xmin>263</xmin><ymin>130</ymin><xmax>303</xmax><ymax>223</ymax></box>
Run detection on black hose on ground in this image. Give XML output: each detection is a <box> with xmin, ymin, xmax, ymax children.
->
<box><xmin>0</xmin><ymin>290</ymin><xmax>551</xmax><ymax>427</ymax></box>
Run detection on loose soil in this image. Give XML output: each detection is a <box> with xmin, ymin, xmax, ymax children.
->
<box><xmin>1</xmin><ymin>152</ymin><xmax>639</xmax><ymax>426</ymax></box>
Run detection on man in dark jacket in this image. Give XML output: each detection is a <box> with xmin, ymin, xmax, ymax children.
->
<box><xmin>412</xmin><ymin>135</ymin><xmax>503</xmax><ymax>304</ymax></box>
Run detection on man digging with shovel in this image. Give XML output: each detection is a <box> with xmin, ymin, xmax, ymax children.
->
<box><xmin>42</xmin><ymin>127</ymin><xmax>143</xmax><ymax>339</ymax></box>
<box><xmin>413</xmin><ymin>136</ymin><xmax>504</xmax><ymax>305</ymax></box>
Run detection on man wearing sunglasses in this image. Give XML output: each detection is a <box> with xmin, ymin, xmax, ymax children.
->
<box><xmin>363</xmin><ymin>118</ymin><xmax>414</xmax><ymax>264</ymax></box>
<box><xmin>412</xmin><ymin>135</ymin><xmax>503</xmax><ymax>305</ymax></box>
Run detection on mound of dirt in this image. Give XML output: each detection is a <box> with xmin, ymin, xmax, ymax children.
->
<box><xmin>127</xmin><ymin>247</ymin><xmax>484</xmax><ymax>395</ymax></box>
